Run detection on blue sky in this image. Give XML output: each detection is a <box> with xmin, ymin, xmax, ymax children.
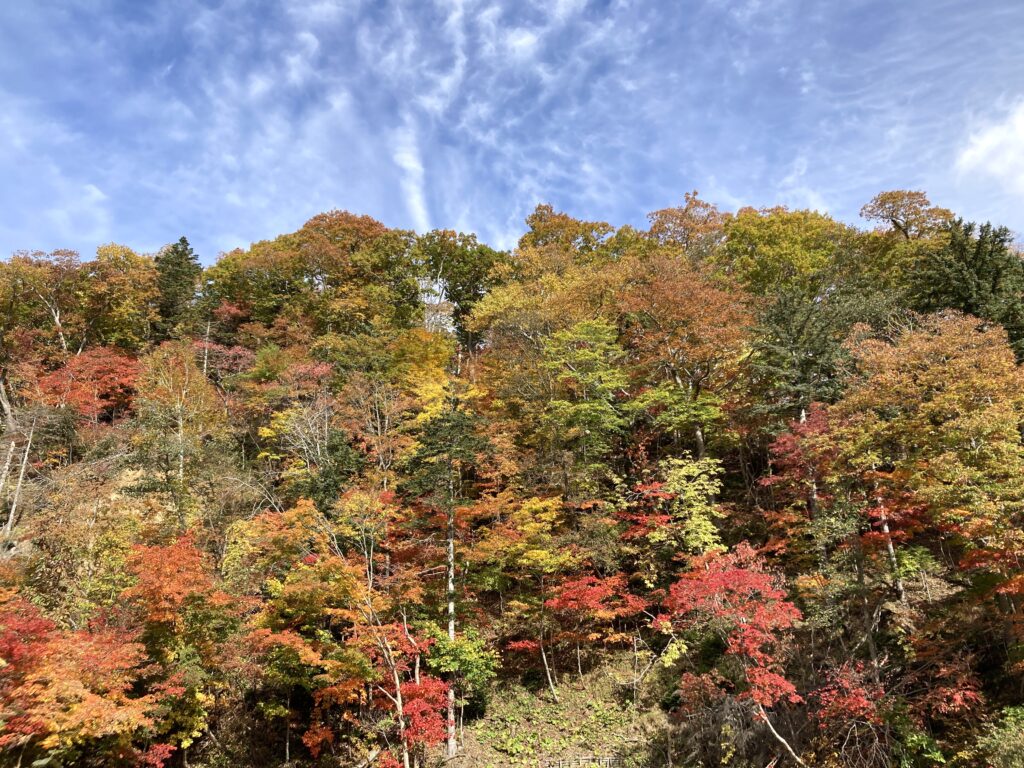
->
<box><xmin>2</xmin><ymin>0</ymin><xmax>1024</xmax><ymax>262</ymax></box>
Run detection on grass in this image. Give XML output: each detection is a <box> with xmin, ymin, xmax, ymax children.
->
<box><xmin>454</xmin><ymin>653</ymin><xmax>669</xmax><ymax>768</ymax></box>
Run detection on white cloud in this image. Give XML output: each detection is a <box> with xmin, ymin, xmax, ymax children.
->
<box><xmin>549</xmin><ymin>0</ymin><xmax>586</xmax><ymax>22</ymax></box>
<box><xmin>247</xmin><ymin>72</ymin><xmax>274</xmax><ymax>99</ymax></box>
<box><xmin>956</xmin><ymin>101</ymin><xmax>1024</xmax><ymax>197</ymax></box>
<box><xmin>416</xmin><ymin>0</ymin><xmax>467</xmax><ymax>114</ymax></box>
<box><xmin>393</xmin><ymin>118</ymin><xmax>431</xmax><ymax>232</ymax></box>
<box><xmin>46</xmin><ymin>182</ymin><xmax>111</xmax><ymax>248</ymax></box>
<box><xmin>285</xmin><ymin>31</ymin><xmax>320</xmax><ymax>85</ymax></box>
<box><xmin>777</xmin><ymin>155</ymin><xmax>828</xmax><ymax>212</ymax></box>
<box><xmin>799</xmin><ymin>65</ymin><xmax>815</xmax><ymax>95</ymax></box>
<box><xmin>283</xmin><ymin>0</ymin><xmax>359</xmax><ymax>25</ymax></box>
<box><xmin>505</xmin><ymin>28</ymin><xmax>539</xmax><ymax>59</ymax></box>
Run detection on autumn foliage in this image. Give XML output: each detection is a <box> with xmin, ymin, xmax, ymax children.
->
<box><xmin>2</xmin><ymin>191</ymin><xmax>1024</xmax><ymax>766</ymax></box>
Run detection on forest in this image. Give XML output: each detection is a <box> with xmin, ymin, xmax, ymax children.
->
<box><xmin>2</xmin><ymin>190</ymin><xmax>1024</xmax><ymax>768</ymax></box>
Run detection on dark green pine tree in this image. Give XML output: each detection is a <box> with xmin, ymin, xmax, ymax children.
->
<box><xmin>910</xmin><ymin>219</ymin><xmax>1024</xmax><ymax>357</ymax></box>
<box><xmin>749</xmin><ymin>280</ymin><xmax>898</xmax><ymax>432</ymax></box>
<box><xmin>154</xmin><ymin>236</ymin><xmax>202</xmax><ymax>340</ymax></box>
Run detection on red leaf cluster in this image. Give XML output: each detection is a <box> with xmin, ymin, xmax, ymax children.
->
<box><xmin>665</xmin><ymin>544</ymin><xmax>802</xmax><ymax>707</ymax></box>
<box><xmin>812</xmin><ymin>662</ymin><xmax>883</xmax><ymax>729</ymax></box>
<box><xmin>37</xmin><ymin>347</ymin><xmax>140</xmax><ymax>420</ymax></box>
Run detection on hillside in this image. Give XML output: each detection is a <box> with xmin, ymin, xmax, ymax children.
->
<box><xmin>2</xmin><ymin>192</ymin><xmax>1024</xmax><ymax>767</ymax></box>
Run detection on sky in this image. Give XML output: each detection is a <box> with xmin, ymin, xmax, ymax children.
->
<box><xmin>2</xmin><ymin>0</ymin><xmax>1024</xmax><ymax>263</ymax></box>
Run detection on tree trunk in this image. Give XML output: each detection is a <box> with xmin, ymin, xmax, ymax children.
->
<box><xmin>446</xmin><ymin>502</ymin><xmax>458</xmax><ymax>758</ymax></box>
<box><xmin>395</xmin><ymin>674</ymin><xmax>411</xmax><ymax>768</ymax></box>
<box><xmin>756</xmin><ymin>703</ymin><xmax>807</xmax><ymax>767</ymax></box>
<box><xmin>5</xmin><ymin>421</ymin><xmax>33</xmax><ymax>538</ymax></box>
<box><xmin>0</xmin><ymin>378</ymin><xmax>17</xmax><ymax>433</ymax></box>
<box><xmin>869</xmin><ymin>471</ymin><xmax>905</xmax><ymax>602</ymax></box>
<box><xmin>799</xmin><ymin>409</ymin><xmax>818</xmax><ymax>519</ymax></box>
<box><xmin>177</xmin><ymin>409</ymin><xmax>186</xmax><ymax>485</ymax></box>
<box><xmin>854</xmin><ymin>542</ymin><xmax>882</xmax><ymax>685</ymax></box>
<box><xmin>879</xmin><ymin>514</ymin><xmax>905</xmax><ymax>602</ymax></box>
<box><xmin>540</xmin><ymin>640</ymin><xmax>559</xmax><ymax>702</ymax></box>
<box><xmin>52</xmin><ymin>309</ymin><xmax>68</xmax><ymax>353</ymax></box>
<box><xmin>285</xmin><ymin>693</ymin><xmax>290</xmax><ymax>764</ymax></box>
<box><xmin>202</xmin><ymin>320</ymin><xmax>211</xmax><ymax>376</ymax></box>
<box><xmin>0</xmin><ymin>438</ymin><xmax>17</xmax><ymax>502</ymax></box>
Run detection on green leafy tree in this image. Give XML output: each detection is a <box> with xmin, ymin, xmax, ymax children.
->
<box><xmin>747</xmin><ymin>276</ymin><xmax>897</xmax><ymax>430</ymax></box>
<box><xmin>541</xmin><ymin>318</ymin><xmax>628</xmax><ymax>498</ymax></box>
<box><xmin>84</xmin><ymin>243</ymin><xmax>159</xmax><ymax>351</ymax></box>
<box><xmin>424</xmin><ymin>625</ymin><xmax>499</xmax><ymax>733</ymax></box>
<box><xmin>975</xmin><ymin>706</ymin><xmax>1024</xmax><ymax>767</ymax></box>
<box><xmin>134</xmin><ymin>341</ymin><xmax>229</xmax><ymax>522</ymax></box>
<box><xmin>417</xmin><ymin>229</ymin><xmax>506</xmax><ymax>348</ymax></box>
<box><xmin>404</xmin><ymin>388</ymin><xmax>491</xmax><ymax>756</ymax></box>
<box><xmin>716</xmin><ymin>206</ymin><xmax>856</xmax><ymax>297</ymax></box>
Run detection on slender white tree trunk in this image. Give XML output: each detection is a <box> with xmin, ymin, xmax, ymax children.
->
<box><xmin>0</xmin><ymin>439</ymin><xmax>17</xmax><ymax>501</ymax></box>
<box><xmin>879</xmin><ymin>514</ymin><xmax>905</xmax><ymax>601</ymax></box>
<box><xmin>756</xmin><ymin>703</ymin><xmax>807</xmax><ymax>767</ymax></box>
<box><xmin>202</xmin><ymin>320</ymin><xmax>211</xmax><ymax>376</ymax></box>
<box><xmin>5</xmin><ymin>421</ymin><xmax>34</xmax><ymax>537</ymax></box>
<box><xmin>540</xmin><ymin>641</ymin><xmax>559</xmax><ymax>702</ymax></box>
<box><xmin>446</xmin><ymin>502</ymin><xmax>458</xmax><ymax>757</ymax></box>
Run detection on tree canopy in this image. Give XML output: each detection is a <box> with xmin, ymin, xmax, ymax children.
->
<box><xmin>2</xmin><ymin>193</ymin><xmax>1024</xmax><ymax>767</ymax></box>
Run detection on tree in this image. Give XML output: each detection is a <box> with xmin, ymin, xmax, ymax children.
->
<box><xmin>416</xmin><ymin>230</ymin><xmax>505</xmax><ymax>347</ymax></box>
<box><xmin>3</xmin><ymin>249</ymin><xmax>86</xmax><ymax>356</ymax></box>
<box><xmin>717</xmin><ymin>207</ymin><xmax>856</xmax><ymax>297</ymax></box>
<box><xmin>808</xmin><ymin>662</ymin><xmax>889</xmax><ymax>764</ymax></box>
<box><xmin>646</xmin><ymin>190</ymin><xmax>729</xmax><ymax>260</ymax></box>
<box><xmin>661</xmin><ymin>544</ymin><xmax>805</xmax><ymax>765</ymax></box>
<box><xmin>976</xmin><ymin>706</ymin><xmax>1024</xmax><ymax>767</ymax></box>
<box><xmin>423</xmin><ymin>626</ymin><xmax>498</xmax><ymax>739</ymax></box>
<box><xmin>16</xmin><ymin>462</ymin><xmax>149</xmax><ymax>628</ymax></box>
<box><xmin>620</xmin><ymin>252</ymin><xmax>753</xmax><ymax>458</ymax></box>
<box><xmin>203</xmin><ymin>211</ymin><xmax>423</xmax><ymax>339</ymax></box>
<box><xmin>766</xmin><ymin>312</ymin><xmax>1024</xmax><ymax>735</ymax></box>
<box><xmin>618</xmin><ymin>454</ymin><xmax>725</xmax><ymax>588</ymax></box>
<box><xmin>746</xmin><ymin>276</ymin><xmax>896</xmax><ymax>431</ymax></box>
<box><xmin>135</xmin><ymin>342</ymin><xmax>228</xmax><ymax>518</ymax></box>
<box><xmin>541</xmin><ymin>318</ymin><xmax>628</xmax><ymax>497</ymax></box>
<box><xmin>154</xmin><ymin>237</ymin><xmax>202</xmax><ymax>340</ymax></box>
<box><xmin>545</xmin><ymin>573</ymin><xmax>646</xmax><ymax>673</ymax></box>
<box><xmin>908</xmin><ymin>218</ymin><xmax>1024</xmax><ymax>356</ymax></box>
<box><xmin>518</xmin><ymin>204</ymin><xmax>614</xmax><ymax>256</ymax></box>
<box><xmin>473</xmin><ymin>496</ymin><xmax>579</xmax><ymax>700</ymax></box>
<box><xmin>122</xmin><ymin>537</ymin><xmax>238</xmax><ymax>759</ymax></box>
<box><xmin>860</xmin><ymin>190</ymin><xmax>952</xmax><ymax>241</ymax></box>
<box><xmin>83</xmin><ymin>244</ymin><xmax>159</xmax><ymax>351</ymax></box>
<box><xmin>830</xmin><ymin>313</ymin><xmax>1024</xmax><ymax>578</ymax></box>
<box><xmin>36</xmin><ymin>346</ymin><xmax>140</xmax><ymax>422</ymax></box>
<box><xmin>404</xmin><ymin>388</ymin><xmax>490</xmax><ymax>757</ymax></box>
<box><xmin>226</xmin><ymin>498</ymin><xmax>376</xmax><ymax>764</ymax></box>
<box><xmin>339</xmin><ymin>373</ymin><xmax>414</xmax><ymax>492</ymax></box>
<box><xmin>0</xmin><ymin>591</ymin><xmax>171</xmax><ymax>766</ymax></box>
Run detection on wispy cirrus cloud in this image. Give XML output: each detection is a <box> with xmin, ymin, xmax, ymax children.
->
<box><xmin>1</xmin><ymin>0</ymin><xmax>1023</xmax><ymax>259</ymax></box>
